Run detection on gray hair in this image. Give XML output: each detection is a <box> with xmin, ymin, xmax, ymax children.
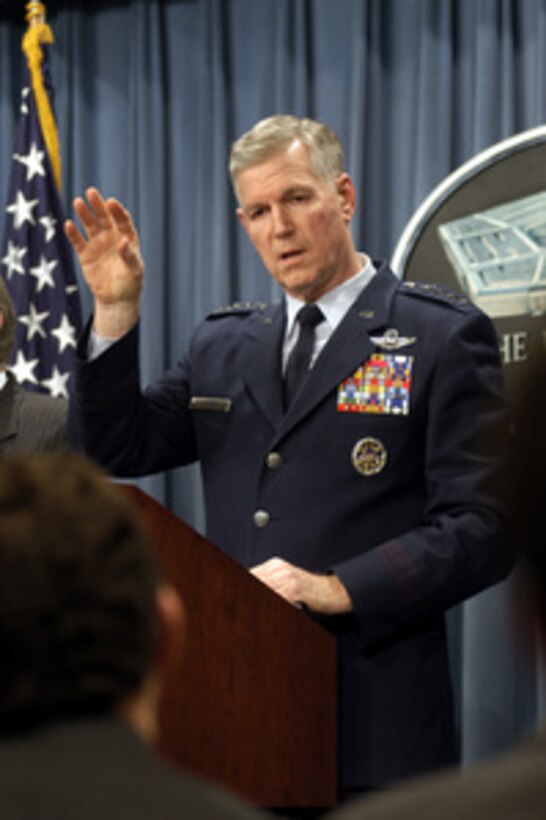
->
<box><xmin>229</xmin><ymin>115</ymin><xmax>345</xmax><ymax>197</ymax></box>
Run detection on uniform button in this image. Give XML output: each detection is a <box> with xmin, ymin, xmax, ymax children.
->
<box><xmin>253</xmin><ymin>509</ymin><xmax>270</xmax><ymax>528</ymax></box>
<box><xmin>266</xmin><ymin>451</ymin><xmax>283</xmax><ymax>469</ymax></box>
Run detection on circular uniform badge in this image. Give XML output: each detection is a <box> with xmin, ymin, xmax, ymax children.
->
<box><xmin>351</xmin><ymin>437</ymin><xmax>387</xmax><ymax>476</ymax></box>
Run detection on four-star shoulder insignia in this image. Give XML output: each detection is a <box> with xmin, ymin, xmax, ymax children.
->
<box><xmin>207</xmin><ymin>300</ymin><xmax>268</xmax><ymax>319</ymax></box>
<box><xmin>401</xmin><ymin>281</ymin><xmax>473</xmax><ymax>311</ymax></box>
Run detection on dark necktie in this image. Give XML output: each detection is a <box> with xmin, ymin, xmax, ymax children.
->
<box><xmin>283</xmin><ymin>303</ymin><xmax>325</xmax><ymax>408</ymax></box>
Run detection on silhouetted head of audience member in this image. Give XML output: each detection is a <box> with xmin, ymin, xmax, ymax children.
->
<box><xmin>0</xmin><ymin>277</ymin><xmax>16</xmax><ymax>368</ymax></box>
<box><xmin>0</xmin><ymin>452</ymin><xmax>184</xmax><ymax>738</ymax></box>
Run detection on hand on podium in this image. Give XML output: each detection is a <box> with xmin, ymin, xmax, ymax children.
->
<box><xmin>251</xmin><ymin>557</ymin><xmax>353</xmax><ymax>615</ymax></box>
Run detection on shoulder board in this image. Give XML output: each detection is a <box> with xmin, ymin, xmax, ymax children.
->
<box><xmin>400</xmin><ymin>281</ymin><xmax>474</xmax><ymax>311</ymax></box>
<box><xmin>206</xmin><ymin>301</ymin><xmax>269</xmax><ymax>319</ymax></box>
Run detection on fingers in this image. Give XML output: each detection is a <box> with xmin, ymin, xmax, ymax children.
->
<box><xmin>64</xmin><ymin>218</ymin><xmax>86</xmax><ymax>254</ymax></box>
<box><xmin>251</xmin><ymin>558</ymin><xmax>305</xmax><ymax>606</ymax></box>
<box><xmin>250</xmin><ymin>559</ymin><xmax>350</xmax><ymax>614</ymax></box>
<box><xmin>73</xmin><ymin>187</ymin><xmax>112</xmax><ymax>238</ymax></box>
<box><xmin>106</xmin><ymin>198</ymin><xmax>139</xmax><ymax>244</ymax></box>
<box><xmin>67</xmin><ymin>187</ymin><xmax>136</xmax><ymax>242</ymax></box>
<box><xmin>85</xmin><ymin>186</ymin><xmax>110</xmax><ymax>218</ymax></box>
<box><xmin>64</xmin><ymin>189</ymin><xmax>109</xmax><ymax>258</ymax></box>
<box><xmin>250</xmin><ymin>556</ymin><xmax>289</xmax><ymax>581</ymax></box>
<box><xmin>119</xmin><ymin>237</ymin><xmax>144</xmax><ymax>273</ymax></box>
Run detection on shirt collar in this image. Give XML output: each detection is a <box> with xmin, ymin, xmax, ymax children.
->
<box><xmin>0</xmin><ymin>371</ymin><xmax>8</xmax><ymax>391</ymax></box>
<box><xmin>284</xmin><ymin>254</ymin><xmax>376</xmax><ymax>338</ymax></box>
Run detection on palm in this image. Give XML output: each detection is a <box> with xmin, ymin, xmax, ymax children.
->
<box><xmin>79</xmin><ymin>225</ymin><xmax>141</xmax><ymax>305</ymax></box>
<box><xmin>66</xmin><ymin>189</ymin><xmax>144</xmax><ymax>307</ymax></box>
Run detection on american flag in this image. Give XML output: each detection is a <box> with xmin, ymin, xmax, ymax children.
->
<box><xmin>1</xmin><ymin>30</ymin><xmax>82</xmax><ymax>398</ymax></box>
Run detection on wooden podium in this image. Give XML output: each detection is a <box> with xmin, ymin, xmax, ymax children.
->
<box><xmin>125</xmin><ymin>486</ymin><xmax>337</xmax><ymax>809</ymax></box>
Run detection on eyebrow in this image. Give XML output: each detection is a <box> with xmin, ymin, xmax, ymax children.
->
<box><xmin>244</xmin><ymin>185</ymin><xmax>315</xmax><ymax>213</ymax></box>
<box><xmin>282</xmin><ymin>185</ymin><xmax>314</xmax><ymax>198</ymax></box>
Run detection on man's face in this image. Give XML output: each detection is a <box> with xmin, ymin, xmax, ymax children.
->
<box><xmin>236</xmin><ymin>140</ymin><xmax>359</xmax><ymax>302</ymax></box>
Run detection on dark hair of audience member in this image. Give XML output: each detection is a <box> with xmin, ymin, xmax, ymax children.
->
<box><xmin>0</xmin><ymin>453</ymin><xmax>160</xmax><ymax>733</ymax></box>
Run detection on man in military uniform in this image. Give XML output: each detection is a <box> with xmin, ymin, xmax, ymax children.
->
<box><xmin>65</xmin><ymin>115</ymin><xmax>511</xmax><ymax>805</ymax></box>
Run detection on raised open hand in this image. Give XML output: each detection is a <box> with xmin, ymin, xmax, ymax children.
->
<box><xmin>65</xmin><ymin>187</ymin><xmax>144</xmax><ymax>336</ymax></box>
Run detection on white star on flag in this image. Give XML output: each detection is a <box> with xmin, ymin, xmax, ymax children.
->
<box><xmin>6</xmin><ymin>189</ymin><xmax>39</xmax><ymax>230</ymax></box>
<box><xmin>20</xmin><ymin>87</ymin><xmax>30</xmax><ymax>115</ymax></box>
<box><xmin>1</xmin><ymin>241</ymin><xmax>27</xmax><ymax>279</ymax></box>
<box><xmin>51</xmin><ymin>313</ymin><xmax>77</xmax><ymax>353</ymax></box>
<box><xmin>29</xmin><ymin>255</ymin><xmax>57</xmax><ymax>292</ymax></box>
<box><xmin>42</xmin><ymin>365</ymin><xmax>70</xmax><ymax>398</ymax></box>
<box><xmin>39</xmin><ymin>214</ymin><xmax>57</xmax><ymax>243</ymax></box>
<box><xmin>19</xmin><ymin>303</ymin><xmax>50</xmax><ymax>340</ymax></box>
<box><xmin>14</xmin><ymin>142</ymin><xmax>46</xmax><ymax>182</ymax></box>
<box><xmin>10</xmin><ymin>350</ymin><xmax>39</xmax><ymax>385</ymax></box>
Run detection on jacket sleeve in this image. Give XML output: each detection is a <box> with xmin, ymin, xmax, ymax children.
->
<box><xmin>69</xmin><ymin>320</ymin><xmax>198</xmax><ymax>476</ymax></box>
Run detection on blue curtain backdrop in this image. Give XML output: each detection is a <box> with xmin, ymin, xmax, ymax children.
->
<box><xmin>1</xmin><ymin>0</ymin><xmax>545</xmax><ymax>774</ymax></box>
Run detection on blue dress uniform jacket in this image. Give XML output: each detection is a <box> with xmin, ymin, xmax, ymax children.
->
<box><xmin>70</xmin><ymin>262</ymin><xmax>511</xmax><ymax>791</ymax></box>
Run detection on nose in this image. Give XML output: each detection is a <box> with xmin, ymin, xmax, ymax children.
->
<box><xmin>271</xmin><ymin>204</ymin><xmax>294</xmax><ymax>237</ymax></box>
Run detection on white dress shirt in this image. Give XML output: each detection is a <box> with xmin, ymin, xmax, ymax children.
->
<box><xmin>282</xmin><ymin>255</ymin><xmax>376</xmax><ymax>372</ymax></box>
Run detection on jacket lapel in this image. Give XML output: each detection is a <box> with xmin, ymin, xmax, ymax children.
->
<box><xmin>241</xmin><ymin>302</ymin><xmax>286</xmax><ymax>429</ymax></box>
<box><xmin>239</xmin><ymin>264</ymin><xmax>401</xmax><ymax>438</ymax></box>
<box><xmin>275</xmin><ymin>264</ymin><xmax>401</xmax><ymax>441</ymax></box>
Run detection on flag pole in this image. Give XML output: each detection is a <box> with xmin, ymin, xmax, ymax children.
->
<box><xmin>22</xmin><ymin>3</ymin><xmax>62</xmax><ymax>191</ymax></box>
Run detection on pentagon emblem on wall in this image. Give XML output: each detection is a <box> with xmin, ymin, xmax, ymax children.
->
<box><xmin>391</xmin><ymin>125</ymin><xmax>546</xmax><ymax>397</ymax></box>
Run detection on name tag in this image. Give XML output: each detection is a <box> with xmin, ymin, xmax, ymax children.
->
<box><xmin>189</xmin><ymin>396</ymin><xmax>232</xmax><ymax>413</ymax></box>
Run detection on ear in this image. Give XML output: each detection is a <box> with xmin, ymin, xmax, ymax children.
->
<box><xmin>153</xmin><ymin>583</ymin><xmax>187</xmax><ymax>672</ymax></box>
<box><xmin>336</xmin><ymin>173</ymin><xmax>357</xmax><ymax>223</ymax></box>
<box><xmin>236</xmin><ymin>206</ymin><xmax>250</xmax><ymax>235</ymax></box>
